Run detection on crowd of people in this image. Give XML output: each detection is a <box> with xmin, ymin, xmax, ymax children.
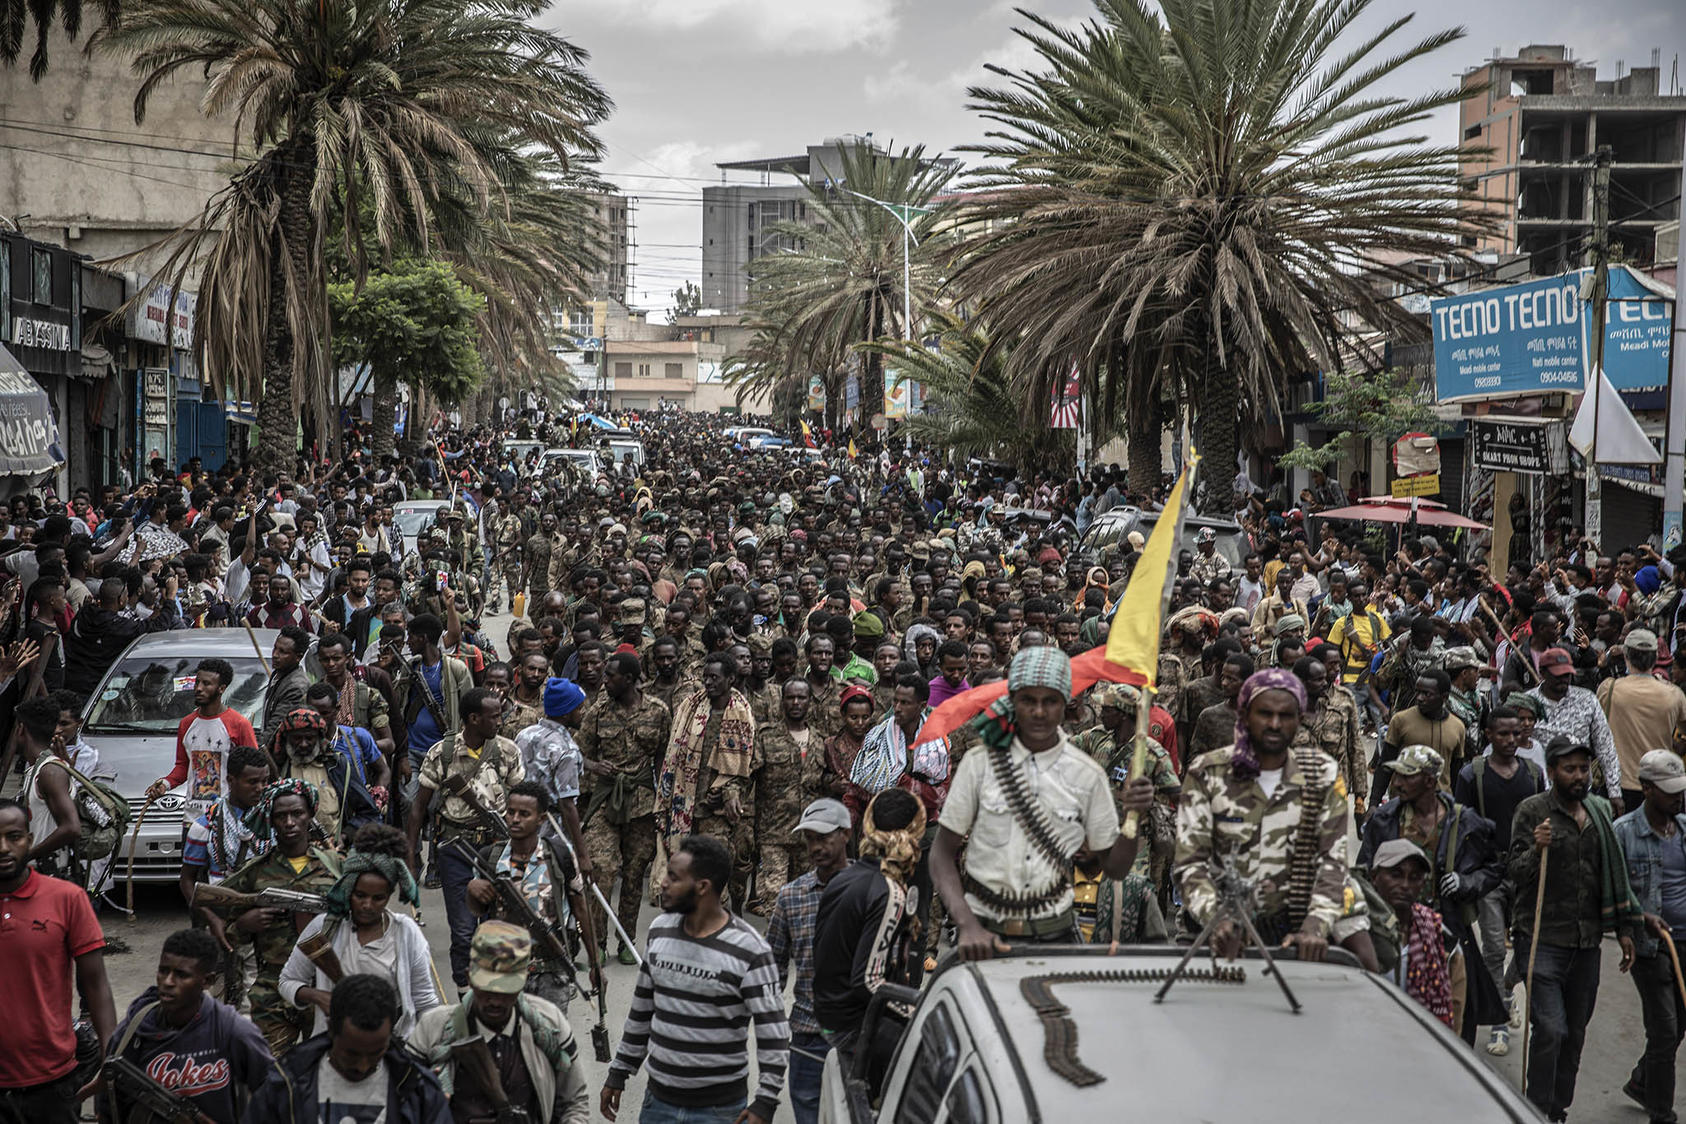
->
<box><xmin>0</xmin><ymin>406</ymin><xmax>1683</xmax><ymax>1124</ymax></box>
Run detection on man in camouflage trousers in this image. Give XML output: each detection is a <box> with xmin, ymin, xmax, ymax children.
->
<box><xmin>217</xmin><ymin>779</ymin><xmax>342</xmax><ymax>1054</ymax></box>
<box><xmin>575</xmin><ymin>652</ymin><xmax>671</xmax><ymax>963</ymax></box>
<box><xmin>1175</xmin><ymin>668</ymin><xmax>1358</xmax><ymax>961</ymax></box>
<box><xmin>493</xmin><ymin>492</ymin><xmax>528</xmax><ymax>614</ymax></box>
<box><xmin>1075</xmin><ymin>683</ymin><xmax>1180</xmax><ymax>892</ymax></box>
<box><xmin>524</xmin><ymin>513</ymin><xmax>562</xmax><ymax>612</ymax></box>
<box><xmin>752</xmin><ymin>678</ymin><xmax>822</xmax><ymax>914</ymax></box>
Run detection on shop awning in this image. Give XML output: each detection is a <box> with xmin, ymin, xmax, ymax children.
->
<box><xmin>0</xmin><ymin>344</ymin><xmax>65</xmax><ymax>476</ymax></box>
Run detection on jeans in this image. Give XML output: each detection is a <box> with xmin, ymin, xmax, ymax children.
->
<box><xmin>788</xmin><ymin>1032</ymin><xmax>831</xmax><ymax>1124</ymax></box>
<box><xmin>1628</xmin><ymin>952</ymin><xmax>1686</xmax><ymax>1123</ymax></box>
<box><xmin>0</xmin><ymin>1074</ymin><xmax>80</xmax><ymax>1124</ymax></box>
<box><xmin>437</xmin><ymin>843</ymin><xmax>477</xmax><ymax>987</ymax></box>
<box><xmin>1475</xmin><ymin>885</ymin><xmax>1514</xmax><ymax>1001</ymax></box>
<box><xmin>638</xmin><ymin>1090</ymin><xmax>746</xmax><ymax>1123</ymax></box>
<box><xmin>1522</xmin><ymin>943</ymin><xmax>1602</xmax><ymax>1119</ymax></box>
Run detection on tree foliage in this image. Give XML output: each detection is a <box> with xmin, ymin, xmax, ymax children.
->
<box><xmin>329</xmin><ymin>260</ymin><xmax>485</xmax><ymax>455</ymax></box>
<box><xmin>94</xmin><ymin>0</ymin><xmax>609</xmax><ymax>470</ymax></box>
<box><xmin>669</xmin><ymin>281</ymin><xmax>702</xmax><ymax>320</ymax></box>
<box><xmin>956</xmin><ymin>0</ymin><xmax>1488</xmax><ymax>510</ymax></box>
<box><xmin>1278</xmin><ymin>368</ymin><xmax>1447</xmax><ymax>470</ymax></box>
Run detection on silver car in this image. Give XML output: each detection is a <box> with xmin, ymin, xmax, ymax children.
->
<box><xmin>82</xmin><ymin>629</ymin><xmax>278</xmax><ymax>882</ymax></box>
<box><xmin>392</xmin><ymin>499</ymin><xmax>451</xmax><ymax>556</ymax></box>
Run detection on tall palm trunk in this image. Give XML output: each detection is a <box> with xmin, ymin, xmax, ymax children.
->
<box><xmin>1196</xmin><ymin>349</ymin><xmax>1239</xmax><ymax>514</ymax></box>
<box><xmin>862</xmin><ymin>296</ymin><xmax>884</xmax><ymax>424</ymax></box>
<box><xmin>1127</xmin><ymin>398</ymin><xmax>1161</xmax><ymax>494</ymax></box>
<box><xmin>254</xmin><ymin>145</ymin><xmax>316</xmax><ymax>477</ymax></box>
<box><xmin>372</xmin><ymin>365</ymin><xmax>399</xmax><ymax>459</ymax></box>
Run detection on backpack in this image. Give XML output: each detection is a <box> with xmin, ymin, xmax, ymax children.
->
<box><xmin>33</xmin><ymin>757</ymin><xmax>133</xmax><ymax>861</ymax></box>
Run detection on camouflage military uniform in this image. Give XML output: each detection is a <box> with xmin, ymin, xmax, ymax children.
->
<box><xmin>525</xmin><ymin>530</ymin><xmax>561</xmax><ymax>608</ymax></box>
<box><xmin>499</xmin><ymin>693</ymin><xmax>546</xmax><ymax>743</ymax></box>
<box><xmin>1062</xmin><ymin>698</ymin><xmax>1100</xmax><ymax>739</ymax></box>
<box><xmin>1074</xmin><ymin>725</ymin><xmax>1180</xmax><ymax>885</ymax></box>
<box><xmin>1174</xmin><ymin>743</ymin><xmax>1353</xmax><ymax>942</ymax></box>
<box><xmin>1154</xmin><ymin>652</ymin><xmax>1196</xmax><ymax>736</ymax></box>
<box><xmin>1303</xmin><ymin>689</ymin><xmax>1365</xmax><ymax>815</ymax></box>
<box><xmin>805</xmin><ymin>675</ymin><xmax>843</xmax><ymax>739</ymax></box>
<box><xmin>646</xmin><ymin>675</ymin><xmax>685</xmax><ymax>714</ymax></box>
<box><xmin>574</xmin><ymin>691</ymin><xmax>670</xmax><ymax>948</ymax></box>
<box><xmin>494</xmin><ymin>511</ymin><xmax>526</xmax><ymax>611</ymax></box>
<box><xmin>218</xmin><ymin>845</ymin><xmax>343</xmax><ymax>1054</ymax></box>
<box><xmin>751</xmin><ymin>722</ymin><xmax>822</xmax><ymax>913</ymax></box>
<box><xmin>1189</xmin><ymin>550</ymin><xmax>1233</xmax><ymax>586</ymax></box>
<box><xmin>688</xmin><ymin>702</ymin><xmax>759</xmax><ymax>915</ymax></box>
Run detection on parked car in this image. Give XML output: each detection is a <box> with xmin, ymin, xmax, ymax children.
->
<box><xmin>1079</xmin><ymin>506</ymin><xmax>1247</xmax><ymax>569</ymax></box>
<box><xmin>822</xmin><ymin>946</ymin><xmax>1537</xmax><ymax>1123</ymax></box>
<box><xmin>391</xmin><ymin>499</ymin><xmax>450</xmax><ymax>555</ymax></box>
<box><xmin>727</xmin><ymin>427</ymin><xmax>775</xmax><ymax>446</ymax></box>
<box><xmin>748</xmin><ymin>434</ymin><xmax>792</xmax><ymax>449</ymax></box>
<box><xmin>83</xmin><ymin>630</ymin><xmax>279</xmax><ymax>882</ymax></box>
<box><xmin>604</xmin><ymin>437</ymin><xmax>647</xmax><ymax>468</ymax></box>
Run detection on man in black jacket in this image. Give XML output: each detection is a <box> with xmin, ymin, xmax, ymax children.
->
<box><xmin>1359</xmin><ymin>743</ymin><xmax>1506</xmax><ymax>1043</ymax></box>
<box><xmin>241</xmin><ymin>974</ymin><xmax>449</xmax><ymax>1124</ymax></box>
<box><xmin>63</xmin><ymin>576</ymin><xmax>180</xmax><ymax>695</ymax></box>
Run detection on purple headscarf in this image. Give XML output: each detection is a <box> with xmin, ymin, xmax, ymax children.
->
<box><xmin>1231</xmin><ymin>668</ymin><xmax>1307</xmax><ymax>780</ymax></box>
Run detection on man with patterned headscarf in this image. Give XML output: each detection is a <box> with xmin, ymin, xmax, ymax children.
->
<box><xmin>277</xmin><ymin>702</ymin><xmax>387</xmax><ymax>846</ymax></box>
<box><xmin>1174</xmin><ymin>669</ymin><xmax>1354</xmax><ymax>964</ymax></box>
<box><xmin>931</xmin><ymin>647</ymin><xmax>1155</xmax><ymax>959</ymax></box>
<box><xmin>217</xmin><ymin>779</ymin><xmax>344</xmax><ymax>1053</ymax></box>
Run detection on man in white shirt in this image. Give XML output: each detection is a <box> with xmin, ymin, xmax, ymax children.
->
<box><xmin>931</xmin><ymin>647</ymin><xmax>1153</xmax><ymax>958</ymax></box>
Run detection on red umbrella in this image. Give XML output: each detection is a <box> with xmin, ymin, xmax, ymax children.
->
<box><xmin>1316</xmin><ymin>496</ymin><xmax>1488</xmax><ymax>530</ymax></box>
<box><xmin>919</xmin><ymin>645</ymin><xmax>1149</xmax><ymax>745</ymax></box>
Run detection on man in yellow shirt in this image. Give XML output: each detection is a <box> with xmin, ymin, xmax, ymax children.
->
<box><xmin>1327</xmin><ymin>581</ymin><xmax>1390</xmax><ymax>730</ymax></box>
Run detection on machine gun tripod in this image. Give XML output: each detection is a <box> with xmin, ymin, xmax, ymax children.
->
<box><xmin>1153</xmin><ymin>855</ymin><xmax>1302</xmax><ymax>1013</ymax></box>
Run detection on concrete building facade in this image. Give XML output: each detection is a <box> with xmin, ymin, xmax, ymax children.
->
<box><xmin>1459</xmin><ymin>44</ymin><xmax>1686</xmax><ymax>274</ymax></box>
<box><xmin>586</xmin><ymin>192</ymin><xmax>633</xmax><ymax>305</ymax></box>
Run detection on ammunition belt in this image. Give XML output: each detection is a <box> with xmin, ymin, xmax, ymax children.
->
<box><xmin>1021</xmin><ymin>967</ymin><xmax>1245</xmax><ymax>1086</ymax></box>
<box><xmin>1284</xmin><ymin>747</ymin><xmax>1328</xmax><ymax>933</ymax></box>
<box><xmin>961</xmin><ymin>872</ymin><xmax>1067</xmax><ymax>916</ymax></box>
<box><xmin>987</xmin><ymin>742</ymin><xmax>1072</xmax><ymax>875</ymax></box>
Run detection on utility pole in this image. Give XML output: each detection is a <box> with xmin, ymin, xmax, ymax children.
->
<box><xmin>1664</xmin><ymin>144</ymin><xmax>1686</xmax><ymax>551</ymax></box>
<box><xmin>1583</xmin><ymin>145</ymin><xmax>1612</xmax><ymax>547</ymax></box>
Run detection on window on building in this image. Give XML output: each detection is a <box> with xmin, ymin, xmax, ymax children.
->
<box><xmin>638</xmin><ymin>363</ymin><xmax>652</xmax><ymax>378</ymax></box>
<box><xmin>32</xmin><ymin>249</ymin><xmax>53</xmax><ymax>304</ymax></box>
<box><xmin>1464</xmin><ymin>123</ymin><xmax>1482</xmax><ymax>140</ymax></box>
<box><xmin>614</xmin><ymin>362</ymin><xmax>632</xmax><ymax>379</ymax></box>
<box><xmin>665</xmin><ymin>363</ymin><xmax>683</xmax><ymax>379</ymax></box>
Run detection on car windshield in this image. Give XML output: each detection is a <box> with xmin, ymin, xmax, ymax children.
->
<box><xmin>85</xmin><ymin>655</ymin><xmax>269</xmax><ymax>734</ymax></box>
<box><xmin>392</xmin><ymin>506</ymin><xmax>442</xmax><ymax>536</ymax></box>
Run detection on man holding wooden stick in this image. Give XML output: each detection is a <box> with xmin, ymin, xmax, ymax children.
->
<box><xmin>1612</xmin><ymin>750</ymin><xmax>1686</xmax><ymax>1124</ymax></box>
<box><xmin>1507</xmin><ymin>735</ymin><xmax>1642</xmax><ymax>1121</ymax></box>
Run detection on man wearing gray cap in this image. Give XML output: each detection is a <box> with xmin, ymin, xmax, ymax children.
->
<box><xmin>1612</xmin><ymin>749</ymin><xmax>1686</xmax><ymax>1124</ymax></box>
<box><xmin>768</xmin><ymin>799</ymin><xmax>851</xmax><ymax>1124</ymax></box>
<box><xmin>1596</xmin><ymin>629</ymin><xmax>1686</xmax><ymax>811</ymax></box>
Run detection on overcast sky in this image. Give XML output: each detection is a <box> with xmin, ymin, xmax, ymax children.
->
<box><xmin>544</xmin><ymin>0</ymin><xmax>1685</xmax><ymax>315</ymax></box>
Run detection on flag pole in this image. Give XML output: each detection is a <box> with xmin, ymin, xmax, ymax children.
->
<box><xmin>1122</xmin><ymin>684</ymin><xmax>1156</xmax><ymax>840</ymax></box>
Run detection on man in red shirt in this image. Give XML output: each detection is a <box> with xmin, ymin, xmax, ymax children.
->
<box><xmin>0</xmin><ymin>798</ymin><xmax>115</xmax><ymax>1123</ymax></box>
<box><xmin>146</xmin><ymin>658</ymin><xmax>261</xmax><ymax>833</ymax></box>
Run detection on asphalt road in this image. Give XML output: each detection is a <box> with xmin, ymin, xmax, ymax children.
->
<box><xmin>88</xmin><ymin>604</ymin><xmax>1675</xmax><ymax>1122</ymax></box>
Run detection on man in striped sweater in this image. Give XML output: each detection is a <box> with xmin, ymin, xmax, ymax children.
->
<box><xmin>601</xmin><ymin>834</ymin><xmax>790</xmax><ymax>1124</ymax></box>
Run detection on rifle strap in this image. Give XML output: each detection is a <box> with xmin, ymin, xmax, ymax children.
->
<box><xmin>107</xmin><ymin>1000</ymin><xmax>162</xmax><ymax>1124</ymax></box>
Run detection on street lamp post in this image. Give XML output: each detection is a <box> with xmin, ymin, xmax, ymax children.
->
<box><xmin>842</xmin><ymin>189</ymin><xmax>927</xmax><ymax>450</ymax></box>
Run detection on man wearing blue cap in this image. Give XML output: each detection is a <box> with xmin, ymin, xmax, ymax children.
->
<box><xmin>514</xmin><ymin>678</ymin><xmax>590</xmax><ymax>867</ymax></box>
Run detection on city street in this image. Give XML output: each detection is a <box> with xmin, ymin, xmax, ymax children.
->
<box><xmin>82</xmin><ymin>610</ymin><xmax>1666</xmax><ymax>1124</ymax></box>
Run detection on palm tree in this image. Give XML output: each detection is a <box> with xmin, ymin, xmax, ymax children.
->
<box><xmin>957</xmin><ymin>0</ymin><xmax>1488</xmax><ymax>510</ymax></box>
<box><xmin>95</xmin><ymin>0</ymin><xmax>609</xmax><ymax>473</ymax></box>
<box><xmin>2</xmin><ymin>0</ymin><xmax>116</xmax><ymax>77</ymax></box>
<box><xmin>743</xmin><ymin>142</ymin><xmax>958</xmax><ymax>422</ymax></box>
<box><xmin>861</xmin><ymin>312</ymin><xmax>1073</xmax><ymax>473</ymax></box>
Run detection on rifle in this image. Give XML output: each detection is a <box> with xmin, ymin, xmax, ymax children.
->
<box><xmin>103</xmin><ymin>1055</ymin><xmax>217</xmax><ymax>1124</ymax></box>
<box><xmin>444</xmin><ymin>838</ymin><xmax>577</xmax><ymax>984</ymax></box>
<box><xmin>543</xmin><ymin>813</ymin><xmax>614</xmax><ymax>1063</ymax></box>
<box><xmin>451</xmin><ymin>1037</ymin><xmax>531</xmax><ymax>1124</ymax></box>
<box><xmin>298</xmin><ymin>924</ymin><xmax>347</xmax><ymax>983</ymax></box>
<box><xmin>441</xmin><ymin>773</ymin><xmax>511</xmax><ymax>841</ymax></box>
<box><xmin>190</xmin><ymin>883</ymin><xmax>330</xmax><ymax>916</ymax></box>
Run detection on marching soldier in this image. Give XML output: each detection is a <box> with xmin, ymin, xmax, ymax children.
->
<box><xmin>575</xmin><ymin>652</ymin><xmax>671</xmax><ymax>963</ymax></box>
<box><xmin>405</xmin><ymin>687</ymin><xmax>525</xmax><ymax>992</ymax></box>
<box><xmin>218</xmin><ymin>780</ymin><xmax>343</xmax><ymax>1054</ymax></box>
<box><xmin>492</xmin><ymin>493</ymin><xmax>528</xmax><ymax>614</ymax></box>
<box><xmin>752</xmin><ymin>678</ymin><xmax>821</xmax><ymax>914</ymax></box>
<box><xmin>1075</xmin><ymin>684</ymin><xmax>1180</xmax><ymax>892</ymax></box>
<box><xmin>524</xmin><ymin>512</ymin><xmax>563</xmax><ymax>613</ymax></box>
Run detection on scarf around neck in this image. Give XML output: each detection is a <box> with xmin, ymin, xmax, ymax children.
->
<box><xmin>657</xmin><ymin>687</ymin><xmax>756</xmax><ymax>845</ymax></box>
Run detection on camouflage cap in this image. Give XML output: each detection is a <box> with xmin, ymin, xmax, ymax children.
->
<box><xmin>1385</xmin><ymin>743</ymin><xmax>1444</xmax><ymax>778</ymax></box>
<box><xmin>469</xmin><ymin>920</ymin><xmax>530</xmax><ymax>994</ymax></box>
<box><xmin>746</xmin><ymin>633</ymin><xmax>774</xmax><ymax>656</ymax></box>
<box><xmin>1442</xmin><ymin>645</ymin><xmax>1481</xmax><ymax>672</ymax></box>
<box><xmin>1094</xmin><ymin>682</ymin><xmax>1140</xmax><ymax>713</ymax></box>
<box><xmin>620</xmin><ymin>598</ymin><xmax>648</xmax><ymax>626</ymax></box>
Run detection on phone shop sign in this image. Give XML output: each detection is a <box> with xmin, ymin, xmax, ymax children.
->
<box><xmin>1432</xmin><ymin>274</ymin><xmax>1583</xmax><ymax>402</ymax></box>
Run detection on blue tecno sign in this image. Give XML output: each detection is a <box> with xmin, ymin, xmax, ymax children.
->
<box><xmin>1431</xmin><ymin>266</ymin><xmax>1672</xmax><ymax>402</ymax></box>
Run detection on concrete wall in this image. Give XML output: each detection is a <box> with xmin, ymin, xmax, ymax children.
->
<box><xmin>0</xmin><ymin>24</ymin><xmax>231</xmax><ymax>276</ymax></box>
